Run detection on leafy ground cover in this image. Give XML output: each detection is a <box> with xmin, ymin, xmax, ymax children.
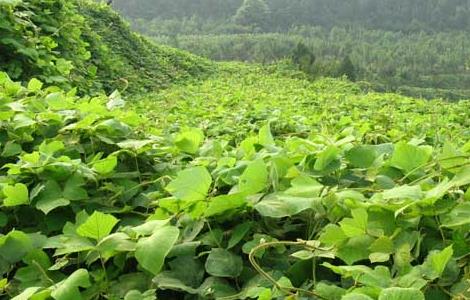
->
<box><xmin>0</xmin><ymin>0</ymin><xmax>212</xmax><ymax>94</ymax></box>
<box><xmin>1</xmin><ymin>62</ymin><xmax>470</xmax><ymax>299</ymax></box>
<box><xmin>2</xmin><ymin>1</ymin><xmax>470</xmax><ymax>300</ymax></box>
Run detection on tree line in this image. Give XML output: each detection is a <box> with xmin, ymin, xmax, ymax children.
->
<box><xmin>113</xmin><ymin>0</ymin><xmax>470</xmax><ymax>33</ymax></box>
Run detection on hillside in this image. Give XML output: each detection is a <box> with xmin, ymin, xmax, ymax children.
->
<box><xmin>1</xmin><ymin>2</ymin><xmax>470</xmax><ymax>300</ymax></box>
<box><xmin>0</xmin><ymin>0</ymin><xmax>212</xmax><ymax>94</ymax></box>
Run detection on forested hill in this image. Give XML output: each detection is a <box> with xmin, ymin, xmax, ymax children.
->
<box><xmin>112</xmin><ymin>0</ymin><xmax>470</xmax><ymax>32</ymax></box>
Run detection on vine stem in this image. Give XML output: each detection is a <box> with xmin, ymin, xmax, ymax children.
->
<box><xmin>248</xmin><ymin>240</ymin><xmax>327</xmax><ymax>299</ymax></box>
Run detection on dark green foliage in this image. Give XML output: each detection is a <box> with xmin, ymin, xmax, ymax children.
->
<box><xmin>337</xmin><ymin>56</ymin><xmax>356</xmax><ymax>81</ymax></box>
<box><xmin>233</xmin><ymin>0</ymin><xmax>270</xmax><ymax>31</ymax></box>
<box><xmin>77</xmin><ymin>1</ymin><xmax>213</xmax><ymax>94</ymax></box>
<box><xmin>0</xmin><ymin>0</ymin><xmax>91</xmax><ymax>89</ymax></box>
<box><xmin>0</xmin><ymin>0</ymin><xmax>212</xmax><ymax>94</ymax></box>
<box><xmin>291</xmin><ymin>42</ymin><xmax>316</xmax><ymax>74</ymax></box>
<box><xmin>112</xmin><ymin>0</ymin><xmax>470</xmax><ymax>33</ymax></box>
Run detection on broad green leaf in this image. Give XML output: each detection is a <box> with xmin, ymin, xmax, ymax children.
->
<box><xmin>254</xmin><ymin>193</ymin><xmax>318</xmax><ymax>218</ymax></box>
<box><xmin>422</xmin><ymin>245</ymin><xmax>453</xmax><ymax>279</ymax></box>
<box><xmin>441</xmin><ymin>202</ymin><xmax>470</xmax><ymax>228</ymax></box>
<box><xmin>166</xmin><ymin>166</ymin><xmax>212</xmax><ymax>201</ymax></box>
<box><xmin>320</xmin><ymin>224</ymin><xmax>348</xmax><ymax>246</ymax></box>
<box><xmin>124</xmin><ymin>290</ymin><xmax>156</xmax><ymax>300</ymax></box>
<box><xmin>51</xmin><ymin>269</ymin><xmax>91</xmax><ymax>300</ymax></box>
<box><xmin>174</xmin><ymin>127</ymin><xmax>204</xmax><ymax>154</ymax></box>
<box><xmin>285</xmin><ymin>175</ymin><xmax>323</xmax><ymax>197</ymax></box>
<box><xmin>2</xmin><ymin>142</ymin><xmax>22</xmax><ymax>157</ymax></box>
<box><xmin>35</xmin><ymin>181</ymin><xmax>69</xmax><ymax>214</ymax></box>
<box><xmin>76</xmin><ymin>211</ymin><xmax>119</xmax><ymax>241</ymax></box>
<box><xmin>27</xmin><ymin>78</ymin><xmax>43</xmax><ymax>92</ymax></box>
<box><xmin>378</xmin><ymin>287</ymin><xmax>424</xmax><ymax>300</ymax></box>
<box><xmin>3</xmin><ymin>183</ymin><xmax>29</xmax><ymax>207</ymax></box>
<box><xmin>135</xmin><ymin>226</ymin><xmax>179</xmax><ymax>275</ymax></box>
<box><xmin>63</xmin><ymin>175</ymin><xmax>88</xmax><ymax>201</ymax></box>
<box><xmin>339</xmin><ymin>209</ymin><xmax>368</xmax><ymax>238</ymax></box>
<box><xmin>205</xmin><ymin>248</ymin><xmax>243</xmax><ymax>278</ymax></box>
<box><xmin>314</xmin><ymin>146</ymin><xmax>340</xmax><ymax>171</ymax></box>
<box><xmin>336</xmin><ymin>235</ymin><xmax>374</xmax><ymax>265</ymax></box>
<box><xmin>205</xmin><ymin>193</ymin><xmax>246</xmax><ymax>217</ymax></box>
<box><xmin>0</xmin><ymin>231</ymin><xmax>33</xmax><ymax>264</ymax></box>
<box><xmin>93</xmin><ymin>155</ymin><xmax>118</xmax><ymax>175</ymax></box>
<box><xmin>382</xmin><ymin>185</ymin><xmax>423</xmax><ymax>201</ymax></box>
<box><xmin>227</xmin><ymin>222</ymin><xmax>252</xmax><ymax>249</ymax></box>
<box><xmin>389</xmin><ymin>142</ymin><xmax>432</xmax><ymax>173</ymax></box>
<box><xmin>239</xmin><ymin>160</ymin><xmax>268</xmax><ymax>194</ymax></box>
<box><xmin>346</xmin><ymin>145</ymin><xmax>378</xmax><ymax>168</ymax></box>
<box><xmin>258</xmin><ymin>123</ymin><xmax>275</xmax><ymax>147</ymax></box>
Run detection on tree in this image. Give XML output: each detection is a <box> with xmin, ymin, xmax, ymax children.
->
<box><xmin>337</xmin><ymin>55</ymin><xmax>357</xmax><ymax>81</ymax></box>
<box><xmin>233</xmin><ymin>0</ymin><xmax>270</xmax><ymax>31</ymax></box>
<box><xmin>291</xmin><ymin>42</ymin><xmax>316</xmax><ymax>74</ymax></box>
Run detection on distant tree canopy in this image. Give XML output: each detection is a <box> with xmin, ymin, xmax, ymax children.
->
<box><xmin>233</xmin><ymin>0</ymin><xmax>270</xmax><ymax>30</ymax></box>
<box><xmin>112</xmin><ymin>0</ymin><xmax>470</xmax><ymax>33</ymax></box>
<box><xmin>337</xmin><ymin>56</ymin><xmax>357</xmax><ymax>81</ymax></box>
<box><xmin>291</xmin><ymin>42</ymin><xmax>316</xmax><ymax>73</ymax></box>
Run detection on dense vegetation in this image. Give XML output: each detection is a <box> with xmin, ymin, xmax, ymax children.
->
<box><xmin>112</xmin><ymin>0</ymin><xmax>470</xmax><ymax>100</ymax></box>
<box><xmin>0</xmin><ymin>0</ymin><xmax>212</xmax><ymax>94</ymax></box>
<box><xmin>2</xmin><ymin>1</ymin><xmax>470</xmax><ymax>300</ymax></box>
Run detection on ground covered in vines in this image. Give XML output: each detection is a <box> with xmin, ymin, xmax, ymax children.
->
<box><xmin>2</xmin><ymin>1</ymin><xmax>470</xmax><ymax>300</ymax></box>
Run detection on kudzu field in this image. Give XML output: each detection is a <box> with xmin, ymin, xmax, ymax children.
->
<box><xmin>2</xmin><ymin>61</ymin><xmax>470</xmax><ymax>299</ymax></box>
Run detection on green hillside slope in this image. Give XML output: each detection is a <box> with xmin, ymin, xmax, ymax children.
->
<box><xmin>0</xmin><ymin>0</ymin><xmax>212</xmax><ymax>94</ymax></box>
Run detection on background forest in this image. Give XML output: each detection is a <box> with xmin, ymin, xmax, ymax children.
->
<box><xmin>111</xmin><ymin>0</ymin><xmax>470</xmax><ymax>100</ymax></box>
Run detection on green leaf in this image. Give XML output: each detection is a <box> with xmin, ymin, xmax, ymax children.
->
<box><xmin>63</xmin><ymin>175</ymin><xmax>88</xmax><ymax>201</ymax></box>
<box><xmin>254</xmin><ymin>193</ymin><xmax>318</xmax><ymax>218</ymax></box>
<box><xmin>51</xmin><ymin>269</ymin><xmax>91</xmax><ymax>300</ymax></box>
<box><xmin>2</xmin><ymin>142</ymin><xmax>22</xmax><ymax>157</ymax></box>
<box><xmin>227</xmin><ymin>222</ymin><xmax>252</xmax><ymax>249</ymax></box>
<box><xmin>390</xmin><ymin>142</ymin><xmax>432</xmax><ymax>173</ymax></box>
<box><xmin>35</xmin><ymin>181</ymin><xmax>69</xmax><ymax>214</ymax></box>
<box><xmin>441</xmin><ymin>202</ymin><xmax>470</xmax><ymax>228</ymax></box>
<box><xmin>3</xmin><ymin>183</ymin><xmax>29</xmax><ymax>207</ymax></box>
<box><xmin>343</xmin><ymin>294</ymin><xmax>374</xmax><ymax>300</ymax></box>
<box><xmin>346</xmin><ymin>145</ymin><xmax>378</xmax><ymax>168</ymax></box>
<box><xmin>205</xmin><ymin>248</ymin><xmax>243</xmax><ymax>278</ymax></box>
<box><xmin>378</xmin><ymin>287</ymin><xmax>424</xmax><ymax>300</ymax></box>
<box><xmin>285</xmin><ymin>175</ymin><xmax>323</xmax><ymax>197</ymax></box>
<box><xmin>422</xmin><ymin>245</ymin><xmax>454</xmax><ymax>279</ymax></box>
<box><xmin>0</xmin><ymin>211</ymin><xmax>7</xmax><ymax>227</ymax></box>
<box><xmin>0</xmin><ymin>231</ymin><xmax>33</xmax><ymax>264</ymax></box>
<box><xmin>258</xmin><ymin>123</ymin><xmax>275</xmax><ymax>147</ymax></box>
<box><xmin>93</xmin><ymin>155</ymin><xmax>118</xmax><ymax>175</ymax></box>
<box><xmin>336</xmin><ymin>235</ymin><xmax>374</xmax><ymax>265</ymax></box>
<box><xmin>135</xmin><ymin>226</ymin><xmax>179</xmax><ymax>275</ymax></box>
<box><xmin>27</xmin><ymin>78</ymin><xmax>43</xmax><ymax>92</ymax></box>
<box><xmin>239</xmin><ymin>160</ymin><xmax>268</xmax><ymax>194</ymax></box>
<box><xmin>166</xmin><ymin>166</ymin><xmax>212</xmax><ymax>202</ymax></box>
<box><xmin>382</xmin><ymin>185</ymin><xmax>423</xmax><ymax>201</ymax></box>
<box><xmin>314</xmin><ymin>146</ymin><xmax>340</xmax><ymax>171</ymax></box>
<box><xmin>205</xmin><ymin>193</ymin><xmax>246</xmax><ymax>217</ymax></box>
<box><xmin>11</xmin><ymin>287</ymin><xmax>42</xmax><ymax>300</ymax></box>
<box><xmin>76</xmin><ymin>211</ymin><xmax>119</xmax><ymax>241</ymax></box>
<box><xmin>174</xmin><ymin>127</ymin><xmax>204</xmax><ymax>154</ymax></box>
<box><xmin>339</xmin><ymin>209</ymin><xmax>368</xmax><ymax>238</ymax></box>
<box><xmin>319</xmin><ymin>224</ymin><xmax>348</xmax><ymax>246</ymax></box>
